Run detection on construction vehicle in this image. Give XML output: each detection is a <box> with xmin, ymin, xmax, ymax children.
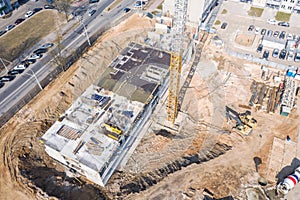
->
<box><xmin>277</xmin><ymin>166</ymin><xmax>300</xmax><ymax>195</ymax></box>
<box><xmin>102</xmin><ymin>123</ymin><xmax>122</xmax><ymax>141</ymax></box>
<box><xmin>225</xmin><ymin>106</ymin><xmax>257</xmax><ymax>136</ymax></box>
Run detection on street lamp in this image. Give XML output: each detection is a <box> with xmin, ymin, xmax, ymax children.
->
<box><xmin>77</xmin><ymin>16</ymin><xmax>91</xmax><ymax>46</ymax></box>
<box><xmin>27</xmin><ymin>68</ymin><xmax>43</xmax><ymax>91</ymax></box>
<box><xmin>0</xmin><ymin>57</ymin><xmax>9</xmax><ymax>73</ymax></box>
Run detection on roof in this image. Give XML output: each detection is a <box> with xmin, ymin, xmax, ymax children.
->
<box><xmin>42</xmin><ymin>85</ymin><xmax>144</xmax><ymax>172</ymax></box>
<box><xmin>97</xmin><ymin>42</ymin><xmax>170</xmax><ymax>103</ymax></box>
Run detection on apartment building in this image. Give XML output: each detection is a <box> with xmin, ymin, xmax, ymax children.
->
<box><xmin>162</xmin><ymin>0</ymin><xmax>218</xmax><ymax>26</ymax></box>
<box><xmin>0</xmin><ymin>0</ymin><xmax>12</xmax><ymax>17</ymax></box>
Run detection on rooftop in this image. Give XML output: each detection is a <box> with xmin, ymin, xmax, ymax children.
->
<box><xmin>42</xmin><ymin>85</ymin><xmax>145</xmax><ymax>172</ymax></box>
<box><xmin>97</xmin><ymin>42</ymin><xmax>170</xmax><ymax>103</ymax></box>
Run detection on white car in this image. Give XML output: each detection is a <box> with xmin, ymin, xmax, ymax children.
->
<box><xmin>40</xmin><ymin>43</ymin><xmax>54</xmax><ymax>49</ymax></box>
<box><xmin>287</xmin><ymin>51</ymin><xmax>294</xmax><ymax>61</ymax></box>
<box><xmin>14</xmin><ymin>65</ymin><xmax>26</xmax><ymax>70</ymax></box>
<box><xmin>287</xmin><ymin>33</ymin><xmax>293</xmax><ymax>40</ymax></box>
<box><xmin>255</xmin><ymin>28</ymin><xmax>260</xmax><ymax>34</ymax></box>
<box><xmin>29</xmin><ymin>53</ymin><xmax>42</xmax><ymax>59</ymax></box>
<box><xmin>25</xmin><ymin>11</ymin><xmax>34</xmax><ymax>18</ymax></box>
<box><xmin>295</xmin><ymin>52</ymin><xmax>300</xmax><ymax>62</ymax></box>
<box><xmin>267</xmin><ymin>19</ymin><xmax>277</xmax><ymax>25</ymax></box>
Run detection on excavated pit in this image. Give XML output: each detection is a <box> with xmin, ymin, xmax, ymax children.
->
<box><xmin>107</xmin><ymin>141</ymin><xmax>232</xmax><ymax>199</ymax></box>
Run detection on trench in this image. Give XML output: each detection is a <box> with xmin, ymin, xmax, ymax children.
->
<box><xmin>113</xmin><ymin>142</ymin><xmax>232</xmax><ymax>198</ymax></box>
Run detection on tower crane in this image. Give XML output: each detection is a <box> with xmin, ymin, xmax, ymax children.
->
<box><xmin>167</xmin><ymin>0</ymin><xmax>188</xmax><ymax>124</ymax></box>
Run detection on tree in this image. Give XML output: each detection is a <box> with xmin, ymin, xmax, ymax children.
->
<box><xmin>50</xmin><ymin>34</ymin><xmax>68</xmax><ymax>71</ymax></box>
<box><xmin>54</xmin><ymin>0</ymin><xmax>72</xmax><ymax>22</ymax></box>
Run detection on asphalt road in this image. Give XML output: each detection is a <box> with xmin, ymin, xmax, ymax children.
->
<box><xmin>0</xmin><ymin>0</ymin><xmax>137</xmax><ymax>117</ymax></box>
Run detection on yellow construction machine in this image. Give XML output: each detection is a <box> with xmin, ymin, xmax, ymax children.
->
<box><xmin>226</xmin><ymin>106</ymin><xmax>257</xmax><ymax>136</ymax></box>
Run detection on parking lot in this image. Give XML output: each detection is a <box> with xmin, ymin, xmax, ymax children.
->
<box><xmin>215</xmin><ymin>1</ymin><xmax>300</xmax><ymax>66</ymax></box>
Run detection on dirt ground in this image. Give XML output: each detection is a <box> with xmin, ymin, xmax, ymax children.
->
<box><xmin>0</xmin><ymin>14</ymin><xmax>154</xmax><ymax>200</ymax></box>
<box><xmin>0</xmin><ymin>11</ymin><xmax>299</xmax><ymax>200</ymax></box>
<box><xmin>235</xmin><ymin>33</ymin><xmax>255</xmax><ymax>47</ymax></box>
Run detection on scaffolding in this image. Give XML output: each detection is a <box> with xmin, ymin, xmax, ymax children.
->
<box><xmin>167</xmin><ymin>0</ymin><xmax>188</xmax><ymax>124</ymax></box>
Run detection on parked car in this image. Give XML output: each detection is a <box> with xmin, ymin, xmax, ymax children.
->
<box><xmin>287</xmin><ymin>33</ymin><xmax>293</xmax><ymax>40</ymax></box>
<box><xmin>25</xmin><ymin>11</ymin><xmax>34</xmax><ymax>18</ymax></box>
<box><xmin>261</xmin><ymin>28</ymin><xmax>266</xmax><ymax>35</ymax></box>
<box><xmin>8</xmin><ymin>69</ymin><xmax>24</xmax><ymax>75</ymax></box>
<box><xmin>257</xmin><ymin>44</ymin><xmax>263</xmax><ymax>53</ymax></box>
<box><xmin>287</xmin><ymin>51</ymin><xmax>294</xmax><ymax>61</ymax></box>
<box><xmin>279</xmin><ymin>31</ymin><xmax>286</xmax><ymax>39</ymax></box>
<box><xmin>123</xmin><ymin>7</ymin><xmax>131</xmax><ymax>13</ymax></box>
<box><xmin>44</xmin><ymin>4</ymin><xmax>55</xmax><ymax>9</ymax></box>
<box><xmin>263</xmin><ymin>50</ymin><xmax>269</xmax><ymax>59</ymax></box>
<box><xmin>267</xmin><ymin>30</ymin><xmax>273</xmax><ymax>37</ymax></box>
<box><xmin>23</xmin><ymin>59</ymin><xmax>36</xmax><ymax>64</ymax></box>
<box><xmin>267</xmin><ymin>19</ymin><xmax>277</xmax><ymax>25</ymax></box>
<box><xmin>40</xmin><ymin>43</ymin><xmax>54</xmax><ymax>49</ymax></box>
<box><xmin>89</xmin><ymin>0</ymin><xmax>99</xmax><ymax>3</ymax></box>
<box><xmin>248</xmin><ymin>25</ymin><xmax>254</xmax><ymax>31</ymax></box>
<box><xmin>6</xmin><ymin>24</ymin><xmax>15</xmax><ymax>31</ymax></box>
<box><xmin>88</xmin><ymin>9</ymin><xmax>96</xmax><ymax>16</ymax></box>
<box><xmin>255</xmin><ymin>27</ymin><xmax>260</xmax><ymax>34</ymax></box>
<box><xmin>15</xmin><ymin>18</ymin><xmax>25</xmax><ymax>25</ymax></box>
<box><xmin>0</xmin><ymin>30</ymin><xmax>7</xmax><ymax>36</ymax></box>
<box><xmin>273</xmin><ymin>31</ymin><xmax>279</xmax><ymax>38</ymax></box>
<box><xmin>294</xmin><ymin>35</ymin><xmax>300</xmax><ymax>41</ymax></box>
<box><xmin>33</xmin><ymin>48</ymin><xmax>47</xmax><ymax>54</ymax></box>
<box><xmin>33</xmin><ymin>7</ymin><xmax>43</xmax><ymax>13</ymax></box>
<box><xmin>221</xmin><ymin>22</ymin><xmax>228</xmax><ymax>29</ymax></box>
<box><xmin>279</xmin><ymin>49</ymin><xmax>287</xmax><ymax>59</ymax></box>
<box><xmin>29</xmin><ymin>54</ymin><xmax>42</xmax><ymax>59</ymax></box>
<box><xmin>295</xmin><ymin>52</ymin><xmax>300</xmax><ymax>62</ymax></box>
<box><xmin>0</xmin><ymin>75</ymin><xmax>16</xmax><ymax>82</ymax></box>
<box><xmin>272</xmin><ymin>48</ymin><xmax>279</xmax><ymax>58</ymax></box>
<box><xmin>0</xmin><ymin>81</ymin><xmax>4</xmax><ymax>88</ymax></box>
<box><xmin>278</xmin><ymin>21</ymin><xmax>290</xmax><ymax>27</ymax></box>
<box><xmin>13</xmin><ymin>64</ymin><xmax>29</xmax><ymax>70</ymax></box>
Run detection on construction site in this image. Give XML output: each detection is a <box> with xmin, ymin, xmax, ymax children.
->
<box><xmin>1</xmin><ymin>0</ymin><xmax>300</xmax><ymax>200</ymax></box>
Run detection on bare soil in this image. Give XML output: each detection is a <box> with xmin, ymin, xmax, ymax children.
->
<box><xmin>0</xmin><ymin>14</ymin><xmax>154</xmax><ymax>200</ymax></box>
<box><xmin>235</xmin><ymin>33</ymin><xmax>255</xmax><ymax>47</ymax></box>
<box><xmin>0</xmin><ymin>11</ymin><xmax>299</xmax><ymax>200</ymax></box>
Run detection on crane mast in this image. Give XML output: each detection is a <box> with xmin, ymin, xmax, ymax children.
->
<box><xmin>167</xmin><ymin>0</ymin><xmax>188</xmax><ymax>124</ymax></box>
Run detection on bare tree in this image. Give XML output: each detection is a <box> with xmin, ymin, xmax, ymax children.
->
<box><xmin>54</xmin><ymin>0</ymin><xmax>72</xmax><ymax>22</ymax></box>
<box><xmin>50</xmin><ymin>35</ymin><xmax>68</xmax><ymax>71</ymax></box>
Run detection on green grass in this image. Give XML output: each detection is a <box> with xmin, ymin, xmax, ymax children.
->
<box><xmin>157</xmin><ymin>2</ymin><xmax>163</xmax><ymax>10</ymax></box>
<box><xmin>215</xmin><ymin>20</ymin><xmax>221</xmax><ymax>25</ymax></box>
<box><xmin>248</xmin><ymin>7</ymin><xmax>264</xmax><ymax>17</ymax></box>
<box><xmin>275</xmin><ymin>11</ymin><xmax>291</xmax><ymax>22</ymax></box>
<box><xmin>0</xmin><ymin>10</ymin><xmax>58</xmax><ymax>62</ymax></box>
<box><xmin>221</xmin><ymin>9</ymin><xmax>227</xmax><ymax>14</ymax></box>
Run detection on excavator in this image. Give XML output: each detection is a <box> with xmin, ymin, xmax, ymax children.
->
<box><xmin>226</xmin><ymin>106</ymin><xmax>257</xmax><ymax>136</ymax></box>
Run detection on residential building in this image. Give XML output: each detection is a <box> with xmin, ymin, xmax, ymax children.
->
<box><xmin>162</xmin><ymin>0</ymin><xmax>218</xmax><ymax>26</ymax></box>
<box><xmin>0</xmin><ymin>0</ymin><xmax>12</xmax><ymax>17</ymax></box>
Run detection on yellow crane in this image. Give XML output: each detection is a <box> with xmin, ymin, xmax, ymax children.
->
<box><xmin>167</xmin><ymin>0</ymin><xmax>188</xmax><ymax>124</ymax></box>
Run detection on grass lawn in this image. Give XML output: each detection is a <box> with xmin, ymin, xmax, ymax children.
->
<box><xmin>215</xmin><ymin>20</ymin><xmax>221</xmax><ymax>25</ymax></box>
<box><xmin>0</xmin><ymin>10</ymin><xmax>60</xmax><ymax>62</ymax></box>
<box><xmin>275</xmin><ymin>11</ymin><xmax>291</xmax><ymax>21</ymax></box>
<box><xmin>248</xmin><ymin>7</ymin><xmax>264</xmax><ymax>17</ymax></box>
<box><xmin>157</xmin><ymin>2</ymin><xmax>163</xmax><ymax>10</ymax></box>
<box><xmin>221</xmin><ymin>9</ymin><xmax>227</xmax><ymax>14</ymax></box>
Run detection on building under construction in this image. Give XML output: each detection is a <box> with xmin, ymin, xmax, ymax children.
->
<box><xmin>41</xmin><ymin>42</ymin><xmax>171</xmax><ymax>186</ymax></box>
